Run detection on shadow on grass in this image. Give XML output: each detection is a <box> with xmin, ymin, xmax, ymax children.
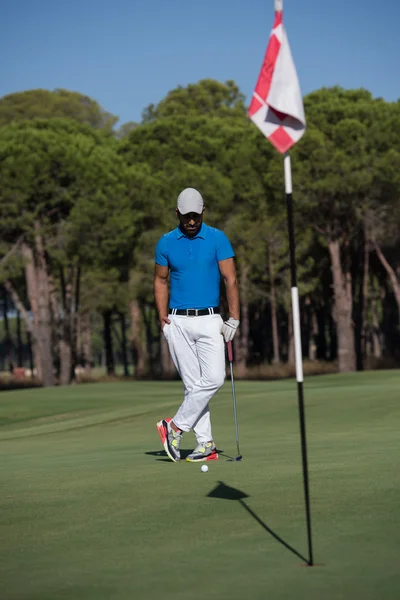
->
<box><xmin>146</xmin><ymin>448</ymin><xmax>229</xmax><ymax>460</ymax></box>
<box><xmin>145</xmin><ymin>449</ymin><xmax>193</xmax><ymax>460</ymax></box>
<box><xmin>207</xmin><ymin>481</ymin><xmax>309</xmax><ymax>565</ymax></box>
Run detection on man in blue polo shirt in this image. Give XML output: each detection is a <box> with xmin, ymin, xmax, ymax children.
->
<box><xmin>155</xmin><ymin>187</ymin><xmax>240</xmax><ymax>463</ymax></box>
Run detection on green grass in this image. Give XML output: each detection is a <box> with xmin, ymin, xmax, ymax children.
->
<box><xmin>1</xmin><ymin>371</ymin><xmax>400</xmax><ymax>600</ymax></box>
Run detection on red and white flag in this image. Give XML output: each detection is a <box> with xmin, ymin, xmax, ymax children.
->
<box><xmin>248</xmin><ymin>0</ymin><xmax>306</xmax><ymax>154</ymax></box>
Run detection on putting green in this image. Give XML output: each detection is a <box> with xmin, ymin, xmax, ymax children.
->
<box><xmin>1</xmin><ymin>371</ymin><xmax>400</xmax><ymax>599</ymax></box>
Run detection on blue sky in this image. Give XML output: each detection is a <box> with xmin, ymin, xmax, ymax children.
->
<box><xmin>1</xmin><ymin>0</ymin><xmax>399</xmax><ymax>126</ymax></box>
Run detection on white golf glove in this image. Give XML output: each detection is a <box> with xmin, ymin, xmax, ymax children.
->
<box><xmin>221</xmin><ymin>317</ymin><xmax>240</xmax><ymax>342</ymax></box>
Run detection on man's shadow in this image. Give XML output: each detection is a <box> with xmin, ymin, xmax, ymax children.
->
<box><xmin>145</xmin><ymin>448</ymin><xmax>227</xmax><ymax>462</ymax></box>
<box><xmin>207</xmin><ymin>481</ymin><xmax>310</xmax><ymax>565</ymax></box>
<box><xmin>145</xmin><ymin>449</ymin><xmax>197</xmax><ymax>461</ymax></box>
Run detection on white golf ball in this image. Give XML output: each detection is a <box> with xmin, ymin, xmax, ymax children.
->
<box><xmin>201</xmin><ymin>465</ymin><xmax>208</xmax><ymax>473</ymax></box>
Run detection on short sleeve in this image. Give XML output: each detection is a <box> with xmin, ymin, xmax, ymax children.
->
<box><xmin>155</xmin><ymin>235</ymin><xmax>169</xmax><ymax>266</ymax></box>
<box><xmin>215</xmin><ymin>230</ymin><xmax>235</xmax><ymax>262</ymax></box>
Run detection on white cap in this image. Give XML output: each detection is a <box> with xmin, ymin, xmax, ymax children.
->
<box><xmin>177</xmin><ymin>188</ymin><xmax>204</xmax><ymax>215</ymax></box>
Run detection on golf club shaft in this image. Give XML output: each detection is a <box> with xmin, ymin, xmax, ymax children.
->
<box><xmin>227</xmin><ymin>341</ymin><xmax>241</xmax><ymax>456</ymax></box>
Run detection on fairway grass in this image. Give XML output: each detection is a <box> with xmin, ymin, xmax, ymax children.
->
<box><xmin>1</xmin><ymin>371</ymin><xmax>400</xmax><ymax>600</ymax></box>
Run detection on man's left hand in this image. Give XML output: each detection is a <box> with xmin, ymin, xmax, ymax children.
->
<box><xmin>221</xmin><ymin>318</ymin><xmax>240</xmax><ymax>342</ymax></box>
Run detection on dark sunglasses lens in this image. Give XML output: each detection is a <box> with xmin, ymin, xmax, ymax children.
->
<box><xmin>183</xmin><ymin>213</ymin><xmax>201</xmax><ymax>221</ymax></box>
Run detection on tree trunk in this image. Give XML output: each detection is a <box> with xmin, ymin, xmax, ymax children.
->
<box><xmin>59</xmin><ymin>267</ymin><xmax>73</xmax><ymax>385</ymax></box>
<box><xmin>16</xmin><ymin>310</ymin><xmax>23</xmax><ymax>367</ymax></box>
<box><xmin>355</xmin><ymin>228</ymin><xmax>368</xmax><ymax>371</ymax></box>
<box><xmin>35</xmin><ymin>228</ymin><xmax>55</xmax><ymax>386</ymax></box>
<box><xmin>119</xmin><ymin>311</ymin><xmax>129</xmax><ymax>377</ymax></box>
<box><xmin>142</xmin><ymin>305</ymin><xmax>158</xmax><ymax>378</ymax></box>
<box><xmin>328</xmin><ymin>239</ymin><xmax>356</xmax><ymax>372</ymax></box>
<box><xmin>371</xmin><ymin>295</ymin><xmax>382</xmax><ymax>358</ymax></box>
<box><xmin>236</xmin><ymin>261</ymin><xmax>249</xmax><ymax>375</ymax></box>
<box><xmin>316</xmin><ymin>306</ymin><xmax>327</xmax><ymax>360</ymax></box>
<box><xmin>2</xmin><ymin>288</ymin><xmax>14</xmax><ymax>371</ymax></box>
<box><xmin>374</xmin><ymin>242</ymin><xmax>400</xmax><ymax>319</ymax></box>
<box><xmin>70</xmin><ymin>266</ymin><xmax>81</xmax><ymax>382</ymax></box>
<box><xmin>4</xmin><ymin>278</ymin><xmax>37</xmax><ymax>375</ymax></box>
<box><xmin>361</xmin><ymin>230</ymin><xmax>370</xmax><ymax>358</ymax></box>
<box><xmin>103</xmin><ymin>309</ymin><xmax>115</xmax><ymax>375</ymax></box>
<box><xmin>4</xmin><ymin>280</ymin><xmax>32</xmax><ymax>335</ymax></box>
<box><xmin>309</xmin><ymin>309</ymin><xmax>318</xmax><ymax>361</ymax></box>
<box><xmin>21</xmin><ymin>227</ymin><xmax>55</xmax><ymax>387</ymax></box>
<box><xmin>268</xmin><ymin>246</ymin><xmax>280</xmax><ymax>364</ymax></box>
<box><xmin>59</xmin><ymin>338</ymin><xmax>72</xmax><ymax>385</ymax></box>
<box><xmin>20</xmin><ymin>242</ymin><xmax>42</xmax><ymax>380</ymax></box>
<box><xmin>81</xmin><ymin>311</ymin><xmax>92</xmax><ymax>373</ymax></box>
<box><xmin>328</xmin><ymin>312</ymin><xmax>338</xmax><ymax>360</ymax></box>
<box><xmin>303</xmin><ymin>297</ymin><xmax>310</xmax><ymax>360</ymax></box>
<box><xmin>47</xmin><ymin>272</ymin><xmax>61</xmax><ymax>380</ymax></box>
<box><xmin>27</xmin><ymin>331</ymin><xmax>34</xmax><ymax>376</ymax></box>
<box><xmin>129</xmin><ymin>299</ymin><xmax>147</xmax><ymax>377</ymax></box>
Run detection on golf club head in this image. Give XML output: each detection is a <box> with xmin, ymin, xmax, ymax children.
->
<box><xmin>227</xmin><ymin>455</ymin><xmax>243</xmax><ymax>462</ymax></box>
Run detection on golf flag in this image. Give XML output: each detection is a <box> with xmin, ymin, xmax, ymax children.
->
<box><xmin>248</xmin><ymin>0</ymin><xmax>306</xmax><ymax>153</ymax></box>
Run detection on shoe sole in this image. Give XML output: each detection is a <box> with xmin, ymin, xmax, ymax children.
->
<box><xmin>156</xmin><ymin>420</ymin><xmax>179</xmax><ymax>463</ymax></box>
<box><xmin>186</xmin><ymin>452</ymin><xmax>219</xmax><ymax>463</ymax></box>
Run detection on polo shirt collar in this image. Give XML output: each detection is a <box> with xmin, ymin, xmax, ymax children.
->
<box><xmin>176</xmin><ymin>223</ymin><xmax>207</xmax><ymax>240</ymax></box>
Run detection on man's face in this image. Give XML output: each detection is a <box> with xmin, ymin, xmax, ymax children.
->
<box><xmin>176</xmin><ymin>209</ymin><xmax>204</xmax><ymax>238</ymax></box>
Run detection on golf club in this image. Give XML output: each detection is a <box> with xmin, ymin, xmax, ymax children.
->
<box><xmin>226</xmin><ymin>340</ymin><xmax>242</xmax><ymax>462</ymax></box>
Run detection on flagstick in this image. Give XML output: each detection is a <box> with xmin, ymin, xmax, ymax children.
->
<box><xmin>284</xmin><ymin>152</ymin><xmax>314</xmax><ymax>566</ymax></box>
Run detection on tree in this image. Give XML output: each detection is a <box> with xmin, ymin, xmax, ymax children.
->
<box><xmin>141</xmin><ymin>79</ymin><xmax>246</xmax><ymax>122</ymax></box>
<box><xmin>124</xmin><ymin>78</ymin><xmax>320</xmax><ymax>374</ymax></box>
<box><xmin>0</xmin><ymin>118</ymin><xmax>140</xmax><ymax>385</ymax></box>
<box><xmin>293</xmin><ymin>88</ymin><xmax>382</xmax><ymax>372</ymax></box>
<box><xmin>115</xmin><ymin>121</ymin><xmax>139</xmax><ymax>139</ymax></box>
<box><xmin>367</xmin><ymin>105</ymin><xmax>400</xmax><ymax>327</ymax></box>
<box><xmin>0</xmin><ymin>89</ymin><xmax>118</xmax><ymax>132</ymax></box>
<box><xmin>122</xmin><ymin>90</ymin><xmax>255</xmax><ymax>374</ymax></box>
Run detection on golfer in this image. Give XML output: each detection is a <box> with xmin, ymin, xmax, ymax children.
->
<box><xmin>155</xmin><ymin>188</ymin><xmax>240</xmax><ymax>462</ymax></box>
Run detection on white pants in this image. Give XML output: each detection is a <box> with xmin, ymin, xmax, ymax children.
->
<box><xmin>163</xmin><ymin>313</ymin><xmax>225</xmax><ymax>443</ymax></box>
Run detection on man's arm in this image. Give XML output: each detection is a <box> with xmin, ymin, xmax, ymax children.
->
<box><xmin>154</xmin><ymin>264</ymin><xmax>170</xmax><ymax>329</ymax></box>
<box><xmin>218</xmin><ymin>258</ymin><xmax>240</xmax><ymax>320</ymax></box>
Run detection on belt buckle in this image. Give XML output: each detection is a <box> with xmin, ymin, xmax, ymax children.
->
<box><xmin>195</xmin><ymin>309</ymin><xmax>199</xmax><ymax>316</ymax></box>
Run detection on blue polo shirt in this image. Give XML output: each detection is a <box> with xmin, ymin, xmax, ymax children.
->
<box><xmin>155</xmin><ymin>223</ymin><xmax>235</xmax><ymax>309</ymax></box>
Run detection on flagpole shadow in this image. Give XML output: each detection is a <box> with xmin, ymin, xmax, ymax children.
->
<box><xmin>207</xmin><ymin>481</ymin><xmax>309</xmax><ymax>565</ymax></box>
<box><xmin>239</xmin><ymin>499</ymin><xmax>308</xmax><ymax>563</ymax></box>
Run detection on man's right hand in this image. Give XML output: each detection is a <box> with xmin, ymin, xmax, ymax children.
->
<box><xmin>159</xmin><ymin>316</ymin><xmax>171</xmax><ymax>330</ymax></box>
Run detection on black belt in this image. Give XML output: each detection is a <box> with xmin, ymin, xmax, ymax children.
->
<box><xmin>169</xmin><ymin>307</ymin><xmax>220</xmax><ymax>317</ymax></box>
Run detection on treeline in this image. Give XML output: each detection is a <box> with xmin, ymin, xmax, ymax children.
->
<box><xmin>0</xmin><ymin>81</ymin><xmax>399</xmax><ymax>386</ymax></box>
